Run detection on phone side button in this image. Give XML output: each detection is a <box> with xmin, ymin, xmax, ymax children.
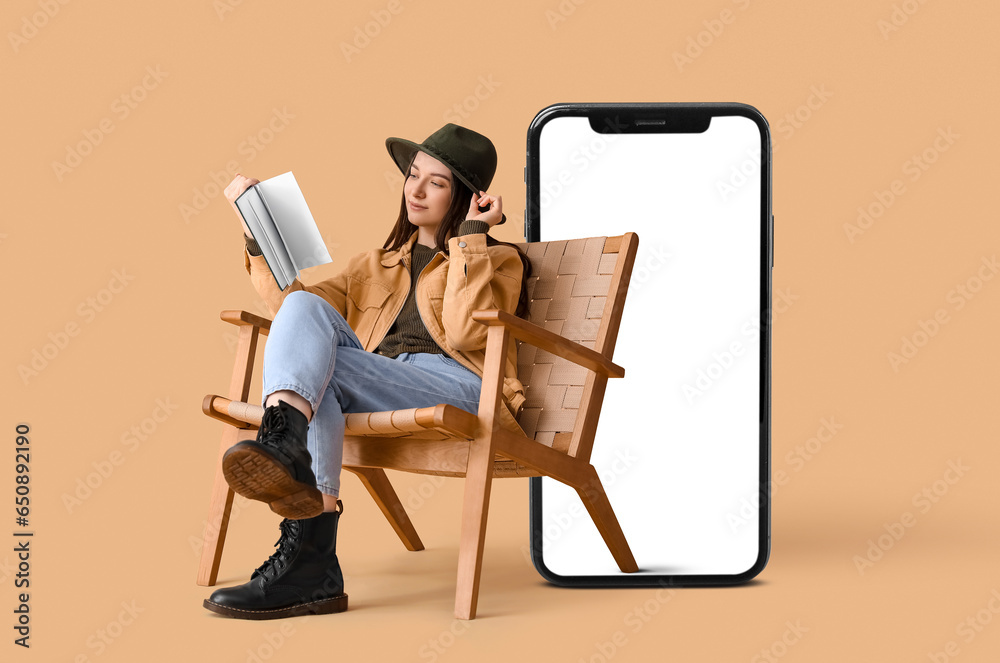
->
<box><xmin>770</xmin><ymin>214</ymin><xmax>774</xmax><ymax>269</ymax></box>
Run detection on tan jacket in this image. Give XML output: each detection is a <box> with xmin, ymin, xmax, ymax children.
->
<box><xmin>243</xmin><ymin>228</ymin><xmax>527</xmax><ymax>436</ymax></box>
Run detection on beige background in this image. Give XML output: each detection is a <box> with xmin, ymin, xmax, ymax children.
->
<box><xmin>4</xmin><ymin>0</ymin><xmax>998</xmax><ymax>660</ymax></box>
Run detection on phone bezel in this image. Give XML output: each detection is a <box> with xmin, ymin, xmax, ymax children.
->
<box><xmin>525</xmin><ymin>102</ymin><xmax>772</xmax><ymax>587</ymax></box>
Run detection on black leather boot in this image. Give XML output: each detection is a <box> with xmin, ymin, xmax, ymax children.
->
<box><xmin>203</xmin><ymin>500</ymin><xmax>348</xmax><ymax>619</ymax></box>
<box><xmin>223</xmin><ymin>398</ymin><xmax>323</xmax><ymax>519</ymax></box>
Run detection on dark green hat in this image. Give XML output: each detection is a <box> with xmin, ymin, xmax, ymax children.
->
<box><xmin>386</xmin><ymin>122</ymin><xmax>498</xmax><ymax>197</ymax></box>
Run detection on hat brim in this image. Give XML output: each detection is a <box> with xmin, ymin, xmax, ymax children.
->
<box><xmin>385</xmin><ymin>136</ymin><xmax>505</xmax><ymax>225</ymax></box>
<box><xmin>385</xmin><ymin>137</ymin><xmax>481</xmax><ymax>193</ymax></box>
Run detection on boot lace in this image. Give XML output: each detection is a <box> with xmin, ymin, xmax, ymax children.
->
<box><xmin>251</xmin><ymin>518</ymin><xmax>301</xmax><ymax>581</ymax></box>
<box><xmin>257</xmin><ymin>404</ymin><xmax>298</xmax><ymax>465</ymax></box>
<box><xmin>259</xmin><ymin>405</ymin><xmax>288</xmax><ymax>447</ymax></box>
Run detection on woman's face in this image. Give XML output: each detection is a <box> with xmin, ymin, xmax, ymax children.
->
<box><xmin>404</xmin><ymin>150</ymin><xmax>454</xmax><ymax>230</ymax></box>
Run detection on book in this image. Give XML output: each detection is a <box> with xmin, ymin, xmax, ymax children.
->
<box><xmin>234</xmin><ymin>171</ymin><xmax>333</xmax><ymax>290</ymax></box>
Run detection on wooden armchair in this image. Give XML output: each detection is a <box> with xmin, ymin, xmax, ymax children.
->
<box><xmin>197</xmin><ymin>231</ymin><xmax>640</xmax><ymax>619</ymax></box>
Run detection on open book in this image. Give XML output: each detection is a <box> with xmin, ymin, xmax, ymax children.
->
<box><xmin>234</xmin><ymin>171</ymin><xmax>333</xmax><ymax>290</ymax></box>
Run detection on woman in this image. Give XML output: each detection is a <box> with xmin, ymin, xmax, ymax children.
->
<box><xmin>203</xmin><ymin>123</ymin><xmax>532</xmax><ymax>620</ymax></box>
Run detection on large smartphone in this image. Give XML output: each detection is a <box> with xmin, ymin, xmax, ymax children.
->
<box><xmin>525</xmin><ymin>103</ymin><xmax>772</xmax><ymax>586</ymax></box>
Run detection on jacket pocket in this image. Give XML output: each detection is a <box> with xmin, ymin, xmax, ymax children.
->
<box><xmin>346</xmin><ymin>279</ymin><xmax>392</xmax><ymax>348</ymax></box>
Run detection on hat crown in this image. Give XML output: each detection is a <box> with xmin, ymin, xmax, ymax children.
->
<box><xmin>386</xmin><ymin>123</ymin><xmax>498</xmax><ymax>193</ymax></box>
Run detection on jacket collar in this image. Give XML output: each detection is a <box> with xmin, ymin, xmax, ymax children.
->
<box><xmin>380</xmin><ymin>230</ymin><xmax>447</xmax><ymax>268</ymax></box>
<box><xmin>380</xmin><ymin>230</ymin><xmax>420</xmax><ymax>268</ymax></box>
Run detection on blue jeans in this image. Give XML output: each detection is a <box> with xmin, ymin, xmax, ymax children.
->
<box><xmin>261</xmin><ymin>290</ymin><xmax>483</xmax><ymax>497</ymax></box>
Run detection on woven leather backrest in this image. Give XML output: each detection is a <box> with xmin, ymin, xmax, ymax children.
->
<box><xmin>512</xmin><ymin>235</ymin><xmax>626</xmax><ymax>451</ymax></box>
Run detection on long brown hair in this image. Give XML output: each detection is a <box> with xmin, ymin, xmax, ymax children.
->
<box><xmin>382</xmin><ymin>151</ymin><xmax>533</xmax><ymax>319</ymax></box>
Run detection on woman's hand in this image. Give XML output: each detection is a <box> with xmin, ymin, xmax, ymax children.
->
<box><xmin>466</xmin><ymin>190</ymin><xmax>503</xmax><ymax>227</ymax></box>
<box><xmin>225</xmin><ymin>173</ymin><xmax>259</xmax><ymax>236</ymax></box>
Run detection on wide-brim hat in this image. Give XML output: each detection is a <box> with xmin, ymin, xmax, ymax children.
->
<box><xmin>386</xmin><ymin>123</ymin><xmax>505</xmax><ymax>224</ymax></box>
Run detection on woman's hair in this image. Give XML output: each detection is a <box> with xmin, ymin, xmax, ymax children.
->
<box><xmin>382</xmin><ymin>151</ymin><xmax>533</xmax><ymax>320</ymax></box>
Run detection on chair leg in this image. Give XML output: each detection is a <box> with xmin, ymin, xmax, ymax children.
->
<box><xmin>198</xmin><ymin>322</ymin><xmax>261</xmax><ymax>586</ymax></box>
<box><xmin>344</xmin><ymin>466</ymin><xmax>424</xmax><ymax>551</ymax></box>
<box><xmin>454</xmin><ymin>434</ymin><xmax>498</xmax><ymax>620</ymax></box>
<box><xmin>574</xmin><ymin>465</ymin><xmax>639</xmax><ymax>573</ymax></box>
<box><xmin>197</xmin><ymin>426</ymin><xmax>252</xmax><ymax>585</ymax></box>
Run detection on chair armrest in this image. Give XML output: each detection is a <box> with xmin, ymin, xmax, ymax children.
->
<box><xmin>220</xmin><ymin>309</ymin><xmax>272</xmax><ymax>334</ymax></box>
<box><xmin>471</xmin><ymin>309</ymin><xmax>624</xmax><ymax>378</ymax></box>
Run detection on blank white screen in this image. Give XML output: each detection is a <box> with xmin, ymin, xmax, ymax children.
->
<box><xmin>538</xmin><ymin>114</ymin><xmax>763</xmax><ymax>576</ymax></box>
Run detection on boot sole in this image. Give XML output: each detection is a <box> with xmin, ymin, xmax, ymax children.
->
<box><xmin>202</xmin><ymin>593</ymin><xmax>348</xmax><ymax>620</ymax></box>
<box><xmin>222</xmin><ymin>444</ymin><xmax>323</xmax><ymax>520</ymax></box>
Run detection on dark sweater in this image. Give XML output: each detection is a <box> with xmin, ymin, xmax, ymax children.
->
<box><xmin>244</xmin><ymin>219</ymin><xmax>491</xmax><ymax>357</ymax></box>
<box><xmin>373</xmin><ymin>241</ymin><xmax>442</xmax><ymax>357</ymax></box>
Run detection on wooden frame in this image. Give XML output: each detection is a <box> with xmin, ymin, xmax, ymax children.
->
<box><xmin>197</xmin><ymin>232</ymin><xmax>640</xmax><ymax>619</ymax></box>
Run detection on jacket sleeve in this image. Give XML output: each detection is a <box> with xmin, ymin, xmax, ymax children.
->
<box><xmin>243</xmin><ymin>236</ymin><xmax>351</xmax><ymax>319</ymax></box>
<box><xmin>442</xmin><ymin>220</ymin><xmax>524</xmax><ymax>352</ymax></box>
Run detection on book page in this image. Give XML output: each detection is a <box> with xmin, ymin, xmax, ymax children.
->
<box><xmin>256</xmin><ymin>172</ymin><xmax>332</xmax><ymax>276</ymax></box>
